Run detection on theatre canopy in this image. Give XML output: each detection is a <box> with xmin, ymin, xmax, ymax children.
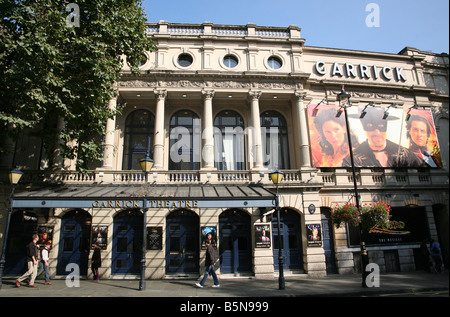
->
<box><xmin>11</xmin><ymin>185</ymin><xmax>276</xmax><ymax>210</ymax></box>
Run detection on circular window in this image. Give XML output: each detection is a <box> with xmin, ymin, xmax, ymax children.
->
<box><xmin>267</xmin><ymin>56</ymin><xmax>282</xmax><ymax>69</ymax></box>
<box><xmin>223</xmin><ymin>54</ymin><xmax>239</xmax><ymax>68</ymax></box>
<box><xmin>177</xmin><ymin>53</ymin><xmax>193</xmax><ymax>67</ymax></box>
<box><xmin>128</xmin><ymin>54</ymin><xmax>148</xmax><ymax>68</ymax></box>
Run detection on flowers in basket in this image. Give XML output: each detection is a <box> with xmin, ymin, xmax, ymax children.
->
<box><xmin>330</xmin><ymin>203</ymin><xmax>360</xmax><ymax>228</ymax></box>
<box><xmin>331</xmin><ymin>201</ymin><xmax>391</xmax><ymax>232</ymax></box>
<box><xmin>359</xmin><ymin>201</ymin><xmax>391</xmax><ymax>232</ymax></box>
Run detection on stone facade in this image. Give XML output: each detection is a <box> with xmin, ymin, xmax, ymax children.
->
<box><xmin>0</xmin><ymin>21</ymin><xmax>448</xmax><ymax>280</ymax></box>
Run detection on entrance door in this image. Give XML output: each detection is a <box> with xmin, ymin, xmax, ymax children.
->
<box><xmin>112</xmin><ymin>210</ymin><xmax>143</xmax><ymax>274</ymax></box>
<box><xmin>57</xmin><ymin>210</ymin><xmax>91</xmax><ymax>275</ymax></box>
<box><xmin>219</xmin><ymin>209</ymin><xmax>252</xmax><ymax>274</ymax></box>
<box><xmin>272</xmin><ymin>209</ymin><xmax>303</xmax><ymax>271</ymax></box>
<box><xmin>4</xmin><ymin>211</ymin><xmax>37</xmax><ymax>275</ymax></box>
<box><xmin>321</xmin><ymin>209</ymin><xmax>337</xmax><ymax>274</ymax></box>
<box><xmin>166</xmin><ymin>210</ymin><xmax>199</xmax><ymax>274</ymax></box>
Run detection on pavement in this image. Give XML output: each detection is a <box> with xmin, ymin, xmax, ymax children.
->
<box><xmin>0</xmin><ymin>270</ymin><xmax>448</xmax><ymax>299</ymax></box>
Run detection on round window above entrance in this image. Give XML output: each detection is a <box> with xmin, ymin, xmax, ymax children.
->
<box><xmin>128</xmin><ymin>53</ymin><xmax>148</xmax><ymax>68</ymax></box>
<box><xmin>177</xmin><ymin>53</ymin><xmax>193</xmax><ymax>67</ymax></box>
<box><xmin>267</xmin><ymin>56</ymin><xmax>283</xmax><ymax>69</ymax></box>
<box><xmin>223</xmin><ymin>54</ymin><xmax>239</xmax><ymax>68</ymax></box>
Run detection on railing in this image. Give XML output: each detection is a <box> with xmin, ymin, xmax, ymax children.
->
<box><xmin>212</xmin><ymin>26</ymin><xmax>247</xmax><ymax>37</ymax></box>
<box><xmin>145</xmin><ymin>22</ymin><xmax>300</xmax><ymax>39</ymax></box>
<box><xmin>4</xmin><ymin>168</ymin><xmax>447</xmax><ymax>188</ymax></box>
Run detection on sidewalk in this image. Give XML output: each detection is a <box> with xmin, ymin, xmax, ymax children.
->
<box><xmin>0</xmin><ymin>271</ymin><xmax>448</xmax><ymax>298</ymax></box>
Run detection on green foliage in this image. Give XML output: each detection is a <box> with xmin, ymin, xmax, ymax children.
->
<box><xmin>359</xmin><ymin>201</ymin><xmax>391</xmax><ymax>232</ymax></box>
<box><xmin>331</xmin><ymin>201</ymin><xmax>391</xmax><ymax>232</ymax></box>
<box><xmin>330</xmin><ymin>203</ymin><xmax>360</xmax><ymax>228</ymax></box>
<box><xmin>0</xmin><ymin>0</ymin><xmax>155</xmax><ymax>170</ymax></box>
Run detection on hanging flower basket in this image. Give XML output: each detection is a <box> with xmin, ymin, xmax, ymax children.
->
<box><xmin>359</xmin><ymin>201</ymin><xmax>391</xmax><ymax>232</ymax></box>
<box><xmin>330</xmin><ymin>203</ymin><xmax>360</xmax><ymax>228</ymax></box>
<box><xmin>331</xmin><ymin>201</ymin><xmax>392</xmax><ymax>231</ymax></box>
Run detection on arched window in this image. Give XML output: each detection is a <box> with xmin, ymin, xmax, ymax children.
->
<box><xmin>122</xmin><ymin>109</ymin><xmax>155</xmax><ymax>170</ymax></box>
<box><xmin>261</xmin><ymin>110</ymin><xmax>290</xmax><ymax>170</ymax></box>
<box><xmin>169</xmin><ymin>110</ymin><xmax>200</xmax><ymax>170</ymax></box>
<box><xmin>214</xmin><ymin>110</ymin><xmax>246</xmax><ymax>170</ymax></box>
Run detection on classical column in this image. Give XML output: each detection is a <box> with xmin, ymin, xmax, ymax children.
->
<box><xmin>202</xmin><ymin>89</ymin><xmax>215</xmax><ymax>169</ymax></box>
<box><xmin>294</xmin><ymin>91</ymin><xmax>311</xmax><ymax>167</ymax></box>
<box><xmin>153</xmin><ymin>89</ymin><xmax>167</xmax><ymax>170</ymax></box>
<box><xmin>102</xmin><ymin>96</ymin><xmax>117</xmax><ymax>169</ymax></box>
<box><xmin>249</xmin><ymin>91</ymin><xmax>264</xmax><ymax>170</ymax></box>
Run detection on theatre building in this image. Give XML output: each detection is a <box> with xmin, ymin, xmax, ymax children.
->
<box><xmin>0</xmin><ymin>21</ymin><xmax>448</xmax><ymax>280</ymax></box>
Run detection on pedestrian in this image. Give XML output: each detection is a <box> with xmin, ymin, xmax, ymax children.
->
<box><xmin>91</xmin><ymin>243</ymin><xmax>102</xmax><ymax>281</ymax></box>
<box><xmin>195</xmin><ymin>238</ymin><xmax>220</xmax><ymax>288</ymax></box>
<box><xmin>15</xmin><ymin>234</ymin><xmax>39</xmax><ymax>288</ymax></box>
<box><xmin>420</xmin><ymin>240</ymin><xmax>432</xmax><ymax>272</ymax></box>
<box><xmin>430</xmin><ymin>239</ymin><xmax>443</xmax><ymax>273</ymax></box>
<box><xmin>36</xmin><ymin>240</ymin><xmax>52</xmax><ymax>285</ymax></box>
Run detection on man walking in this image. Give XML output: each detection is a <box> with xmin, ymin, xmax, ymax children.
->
<box><xmin>16</xmin><ymin>234</ymin><xmax>39</xmax><ymax>288</ymax></box>
<box><xmin>196</xmin><ymin>237</ymin><xmax>220</xmax><ymax>288</ymax></box>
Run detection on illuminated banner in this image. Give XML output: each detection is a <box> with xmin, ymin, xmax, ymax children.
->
<box><xmin>308</xmin><ymin>104</ymin><xmax>442</xmax><ymax>168</ymax></box>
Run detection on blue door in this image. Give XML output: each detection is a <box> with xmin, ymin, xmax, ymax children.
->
<box><xmin>272</xmin><ymin>209</ymin><xmax>303</xmax><ymax>271</ymax></box>
<box><xmin>219</xmin><ymin>209</ymin><xmax>252</xmax><ymax>274</ymax></box>
<box><xmin>321</xmin><ymin>210</ymin><xmax>337</xmax><ymax>274</ymax></box>
<box><xmin>166</xmin><ymin>210</ymin><xmax>199</xmax><ymax>274</ymax></box>
<box><xmin>112</xmin><ymin>210</ymin><xmax>143</xmax><ymax>274</ymax></box>
<box><xmin>4</xmin><ymin>211</ymin><xmax>37</xmax><ymax>275</ymax></box>
<box><xmin>57</xmin><ymin>210</ymin><xmax>91</xmax><ymax>275</ymax></box>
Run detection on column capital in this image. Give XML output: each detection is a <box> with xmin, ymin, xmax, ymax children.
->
<box><xmin>154</xmin><ymin>89</ymin><xmax>167</xmax><ymax>100</ymax></box>
<box><xmin>294</xmin><ymin>90</ymin><xmax>308</xmax><ymax>100</ymax></box>
<box><xmin>249</xmin><ymin>90</ymin><xmax>262</xmax><ymax>100</ymax></box>
<box><xmin>201</xmin><ymin>89</ymin><xmax>215</xmax><ymax>99</ymax></box>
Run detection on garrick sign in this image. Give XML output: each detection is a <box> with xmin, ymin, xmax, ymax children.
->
<box><xmin>314</xmin><ymin>60</ymin><xmax>407</xmax><ymax>82</ymax></box>
<box><xmin>92</xmin><ymin>199</ymin><xmax>199</xmax><ymax>209</ymax></box>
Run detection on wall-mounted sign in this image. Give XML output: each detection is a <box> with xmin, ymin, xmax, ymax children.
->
<box><xmin>91</xmin><ymin>226</ymin><xmax>108</xmax><ymax>249</ymax></box>
<box><xmin>201</xmin><ymin>226</ymin><xmax>217</xmax><ymax>249</ymax></box>
<box><xmin>147</xmin><ymin>227</ymin><xmax>163</xmax><ymax>250</ymax></box>
<box><xmin>255</xmin><ymin>224</ymin><xmax>271</xmax><ymax>248</ymax></box>
<box><xmin>314</xmin><ymin>61</ymin><xmax>407</xmax><ymax>82</ymax></box>
<box><xmin>306</xmin><ymin>224</ymin><xmax>322</xmax><ymax>247</ymax></box>
<box><xmin>308</xmin><ymin>105</ymin><xmax>442</xmax><ymax>168</ymax></box>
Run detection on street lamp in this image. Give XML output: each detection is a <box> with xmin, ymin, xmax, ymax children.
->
<box><xmin>139</xmin><ymin>155</ymin><xmax>154</xmax><ymax>180</ymax></box>
<box><xmin>269</xmin><ymin>169</ymin><xmax>285</xmax><ymax>290</ymax></box>
<box><xmin>0</xmin><ymin>167</ymin><xmax>24</xmax><ymax>290</ymax></box>
<box><xmin>337</xmin><ymin>89</ymin><xmax>369</xmax><ymax>287</ymax></box>
<box><xmin>138</xmin><ymin>154</ymin><xmax>153</xmax><ymax>291</ymax></box>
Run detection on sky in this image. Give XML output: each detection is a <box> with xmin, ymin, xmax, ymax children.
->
<box><xmin>142</xmin><ymin>0</ymin><xmax>449</xmax><ymax>54</ymax></box>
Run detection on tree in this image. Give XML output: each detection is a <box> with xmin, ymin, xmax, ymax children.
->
<box><xmin>0</xmin><ymin>0</ymin><xmax>155</xmax><ymax>170</ymax></box>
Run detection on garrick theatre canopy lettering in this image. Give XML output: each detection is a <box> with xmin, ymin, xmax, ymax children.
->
<box><xmin>92</xmin><ymin>199</ymin><xmax>199</xmax><ymax>209</ymax></box>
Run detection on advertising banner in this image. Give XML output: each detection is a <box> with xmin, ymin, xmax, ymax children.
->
<box><xmin>308</xmin><ymin>104</ymin><xmax>442</xmax><ymax>168</ymax></box>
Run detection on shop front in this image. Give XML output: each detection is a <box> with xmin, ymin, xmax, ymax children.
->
<box><xmin>9</xmin><ymin>184</ymin><xmax>282</xmax><ymax>279</ymax></box>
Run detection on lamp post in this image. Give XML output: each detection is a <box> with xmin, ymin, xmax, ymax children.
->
<box><xmin>0</xmin><ymin>167</ymin><xmax>24</xmax><ymax>290</ymax></box>
<box><xmin>269</xmin><ymin>169</ymin><xmax>285</xmax><ymax>290</ymax></box>
<box><xmin>337</xmin><ymin>89</ymin><xmax>369</xmax><ymax>287</ymax></box>
<box><xmin>138</xmin><ymin>154</ymin><xmax>153</xmax><ymax>291</ymax></box>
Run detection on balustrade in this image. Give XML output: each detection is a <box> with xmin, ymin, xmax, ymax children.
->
<box><xmin>3</xmin><ymin>168</ymin><xmax>445</xmax><ymax>189</ymax></box>
<box><xmin>144</xmin><ymin>22</ymin><xmax>299</xmax><ymax>39</ymax></box>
